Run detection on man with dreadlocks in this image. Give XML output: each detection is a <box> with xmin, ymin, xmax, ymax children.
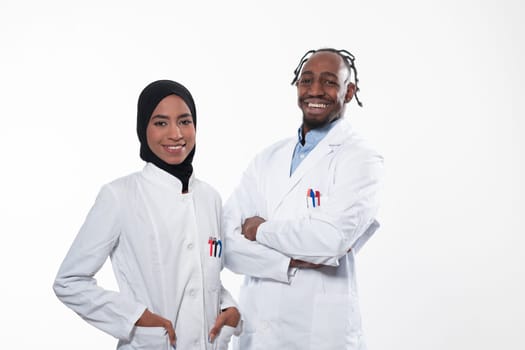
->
<box><xmin>223</xmin><ymin>48</ymin><xmax>384</xmax><ymax>350</ymax></box>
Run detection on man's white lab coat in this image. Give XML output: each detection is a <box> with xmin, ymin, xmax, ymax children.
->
<box><xmin>223</xmin><ymin>119</ymin><xmax>383</xmax><ymax>350</ymax></box>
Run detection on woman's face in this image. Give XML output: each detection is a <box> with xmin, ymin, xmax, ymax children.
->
<box><xmin>146</xmin><ymin>94</ymin><xmax>196</xmax><ymax>165</ymax></box>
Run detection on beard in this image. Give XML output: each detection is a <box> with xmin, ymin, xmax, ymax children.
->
<box><xmin>302</xmin><ymin>112</ymin><xmax>341</xmax><ymax>131</ymax></box>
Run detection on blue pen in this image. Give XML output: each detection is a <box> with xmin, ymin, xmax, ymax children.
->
<box><xmin>217</xmin><ymin>240</ymin><xmax>222</xmax><ymax>257</ymax></box>
<box><xmin>309</xmin><ymin>189</ymin><xmax>316</xmax><ymax>208</ymax></box>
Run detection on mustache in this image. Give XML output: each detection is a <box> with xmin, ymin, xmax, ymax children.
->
<box><xmin>300</xmin><ymin>95</ymin><xmax>332</xmax><ymax>103</ymax></box>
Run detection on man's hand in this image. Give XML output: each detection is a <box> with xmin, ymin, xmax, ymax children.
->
<box><xmin>208</xmin><ymin>307</ymin><xmax>241</xmax><ymax>343</ymax></box>
<box><xmin>289</xmin><ymin>259</ymin><xmax>323</xmax><ymax>269</ymax></box>
<box><xmin>289</xmin><ymin>248</ymin><xmax>352</xmax><ymax>269</ymax></box>
<box><xmin>242</xmin><ymin>216</ymin><xmax>266</xmax><ymax>241</ymax></box>
<box><xmin>135</xmin><ymin>309</ymin><xmax>176</xmax><ymax>346</ymax></box>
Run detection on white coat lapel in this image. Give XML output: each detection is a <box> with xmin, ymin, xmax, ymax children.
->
<box><xmin>269</xmin><ymin>120</ymin><xmax>349</xmax><ymax>213</ymax></box>
<box><xmin>289</xmin><ymin>120</ymin><xmax>348</xmax><ymax>184</ymax></box>
<box><xmin>265</xmin><ymin>139</ymin><xmax>297</xmax><ymax>215</ymax></box>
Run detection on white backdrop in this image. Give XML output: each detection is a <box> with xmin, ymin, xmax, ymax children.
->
<box><xmin>1</xmin><ymin>0</ymin><xmax>523</xmax><ymax>349</ymax></box>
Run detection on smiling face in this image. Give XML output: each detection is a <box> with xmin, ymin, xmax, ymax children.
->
<box><xmin>296</xmin><ymin>51</ymin><xmax>355</xmax><ymax>134</ymax></box>
<box><xmin>146</xmin><ymin>94</ymin><xmax>196</xmax><ymax>165</ymax></box>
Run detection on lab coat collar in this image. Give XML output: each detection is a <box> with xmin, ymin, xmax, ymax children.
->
<box><xmin>142</xmin><ymin>162</ymin><xmax>195</xmax><ymax>193</ymax></box>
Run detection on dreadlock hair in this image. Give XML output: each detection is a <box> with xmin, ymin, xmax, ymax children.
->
<box><xmin>291</xmin><ymin>48</ymin><xmax>363</xmax><ymax>107</ymax></box>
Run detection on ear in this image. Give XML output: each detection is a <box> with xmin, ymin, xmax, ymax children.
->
<box><xmin>344</xmin><ymin>83</ymin><xmax>356</xmax><ymax>103</ymax></box>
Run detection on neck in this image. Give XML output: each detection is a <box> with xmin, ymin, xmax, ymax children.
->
<box><xmin>301</xmin><ymin>116</ymin><xmax>341</xmax><ymax>141</ymax></box>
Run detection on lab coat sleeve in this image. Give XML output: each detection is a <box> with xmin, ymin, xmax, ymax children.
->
<box><xmin>53</xmin><ymin>184</ymin><xmax>146</xmax><ymax>341</ymax></box>
<box><xmin>256</xmin><ymin>150</ymin><xmax>384</xmax><ymax>266</ymax></box>
<box><xmin>218</xmin><ymin>284</ymin><xmax>243</xmax><ymax>337</ymax></box>
<box><xmin>214</xmin><ymin>285</ymin><xmax>243</xmax><ymax>350</ymax></box>
<box><xmin>350</xmin><ymin>218</ymin><xmax>380</xmax><ymax>254</ymax></box>
<box><xmin>217</xmin><ymin>233</ymin><xmax>243</xmax><ymax>341</ymax></box>
<box><xmin>218</xmin><ymin>283</ymin><xmax>237</xmax><ymax>311</ymax></box>
<box><xmin>223</xmin><ymin>159</ymin><xmax>292</xmax><ymax>283</ymax></box>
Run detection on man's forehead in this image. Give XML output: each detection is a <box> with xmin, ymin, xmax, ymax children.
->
<box><xmin>305</xmin><ymin>51</ymin><xmax>342</xmax><ymax>65</ymax></box>
<box><xmin>301</xmin><ymin>53</ymin><xmax>347</xmax><ymax>77</ymax></box>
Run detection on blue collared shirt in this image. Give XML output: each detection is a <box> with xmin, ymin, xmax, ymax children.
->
<box><xmin>290</xmin><ymin>120</ymin><xmax>338</xmax><ymax>175</ymax></box>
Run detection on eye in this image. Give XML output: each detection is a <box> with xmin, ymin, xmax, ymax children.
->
<box><xmin>179</xmin><ymin>119</ymin><xmax>193</xmax><ymax>126</ymax></box>
<box><xmin>324</xmin><ymin>80</ymin><xmax>338</xmax><ymax>87</ymax></box>
<box><xmin>153</xmin><ymin>121</ymin><xmax>167</xmax><ymax>126</ymax></box>
<box><xmin>299</xmin><ymin>78</ymin><xmax>312</xmax><ymax>85</ymax></box>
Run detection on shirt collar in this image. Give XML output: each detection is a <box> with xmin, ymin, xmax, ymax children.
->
<box><xmin>297</xmin><ymin>119</ymin><xmax>340</xmax><ymax>145</ymax></box>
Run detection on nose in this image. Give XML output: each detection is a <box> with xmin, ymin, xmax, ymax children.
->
<box><xmin>307</xmin><ymin>79</ymin><xmax>324</xmax><ymax>96</ymax></box>
<box><xmin>168</xmin><ymin>124</ymin><xmax>183</xmax><ymax>140</ymax></box>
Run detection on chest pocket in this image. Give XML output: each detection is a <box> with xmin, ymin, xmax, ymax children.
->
<box><xmin>300</xmin><ymin>163</ymin><xmax>333</xmax><ymax>211</ymax></box>
<box><xmin>205</xmin><ymin>236</ymin><xmax>222</xmax><ymax>290</ymax></box>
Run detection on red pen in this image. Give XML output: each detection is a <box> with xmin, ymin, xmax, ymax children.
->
<box><xmin>208</xmin><ymin>237</ymin><xmax>213</xmax><ymax>256</ymax></box>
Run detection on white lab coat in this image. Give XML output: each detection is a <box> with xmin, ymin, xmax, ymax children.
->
<box><xmin>54</xmin><ymin>163</ymin><xmax>239</xmax><ymax>350</ymax></box>
<box><xmin>223</xmin><ymin>119</ymin><xmax>383</xmax><ymax>350</ymax></box>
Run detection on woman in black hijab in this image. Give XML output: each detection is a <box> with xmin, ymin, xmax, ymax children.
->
<box><xmin>54</xmin><ymin>80</ymin><xmax>241</xmax><ymax>350</ymax></box>
<box><xmin>137</xmin><ymin>80</ymin><xmax>196</xmax><ymax>193</ymax></box>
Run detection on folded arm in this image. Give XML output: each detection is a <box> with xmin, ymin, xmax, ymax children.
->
<box><xmin>255</xmin><ymin>153</ymin><xmax>384</xmax><ymax>266</ymax></box>
<box><xmin>222</xmin><ymin>160</ymin><xmax>292</xmax><ymax>283</ymax></box>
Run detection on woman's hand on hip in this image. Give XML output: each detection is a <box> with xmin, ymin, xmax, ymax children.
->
<box><xmin>208</xmin><ymin>307</ymin><xmax>241</xmax><ymax>342</ymax></box>
<box><xmin>135</xmin><ymin>308</ymin><xmax>176</xmax><ymax>346</ymax></box>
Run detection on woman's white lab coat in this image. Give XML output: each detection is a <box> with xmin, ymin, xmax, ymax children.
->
<box><xmin>54</xmin><ymin>163</ymin><xmax>238</xmax><ymax>350</ymax></box>
<box><xmin>223</xmin><ymin>119</ymin><xmax>383</xmax><ymax>350</ymax></box>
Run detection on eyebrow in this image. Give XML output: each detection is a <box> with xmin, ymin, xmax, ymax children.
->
<box><xmin>300</xmin><ymin>71</ymin><xmax>339</xmax><ymax>79</ymax></box>
<box><xmin>150</xmin><ymin>113</ymin><xmax>192</xmax><ymax>120</ymax></box>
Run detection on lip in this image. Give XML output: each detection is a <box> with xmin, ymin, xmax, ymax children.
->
<box><xmin>302</xmin><ymin>99</ymin><xmax>331</xmax><ymax>114</ymax></box>
<box><xmin>307</xmin><ymin>102</ymin><xmax>328</xmax><ymax>108</ymax></box>
<box><xmin>302</xmin><ymin>97</ymin><xmax>331</xmax><ymax>106</ymax></box>
<box><xmin>162</xmin><ymin>144</ymin><xmax>186</xmax><ymax>153</ymax></box>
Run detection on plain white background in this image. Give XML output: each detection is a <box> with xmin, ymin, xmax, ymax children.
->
<box><xmin>1</xmin><ymin>0</ymin><xmax>523</xmax><ymax>349</ymax></box>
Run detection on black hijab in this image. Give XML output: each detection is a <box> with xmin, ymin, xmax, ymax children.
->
<box><xmin>137</xmin><ymin>80</ymin><xmax>196</xmax><ymax>192</ymax></box>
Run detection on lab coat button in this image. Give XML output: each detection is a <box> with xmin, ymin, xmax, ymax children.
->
<box><xmin>189</xmin><ymin>289</ymin><xmax>196</xmax><ymax>296</ymax></box>
<box><xmin>187</xmin><ymin>243</ymin><xmax>193</xmax><ymax>249</ymax></box>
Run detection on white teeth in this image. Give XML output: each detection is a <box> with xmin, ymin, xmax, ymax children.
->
<box><xmin>308</xmin><ymin>103</ymin><xmax>327</xmax><ymax>108</ymax></box>
<box><xmin>166</xmin><ymin>145</ymin><xmax>183</xmax><ymax>150</ymax></box>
